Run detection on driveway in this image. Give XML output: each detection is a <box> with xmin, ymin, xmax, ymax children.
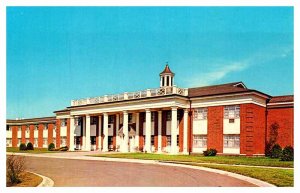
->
<box><xmin>24</xmin><ymin>156</ymin><xmax>256</xmax><ymax>187</ymax></box>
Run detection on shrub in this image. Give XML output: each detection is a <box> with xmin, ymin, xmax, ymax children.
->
<box><xmin>48</xmin><ymin>143</ymin><xmax>55</xmax><ymax>151</ymax></box>
<box><xmin>59</xmin><ymin>146</ymin><xmax>69</xmax><ymax>151</ymax></box>
<box><xmin>19</xmin><ymin>143</ymin><xmax>27</xmax><ymax>151</ymax></box>
<box><xmin>26</xmin><ymin>142</ymin><xmax>34</xmax><ymax>150</ymax></box>
<box><xmin>270</xmin><ymin>144</ymin><xmax>282</xmax><ymax>158</ymax></box>
<box><xmin>203</xmin><ymin>148</ymin><xmax>217</xmax><ymax>156</ymax></box>
<box><xmin>280</xmin><ymin>146</ymin><xmax>294</xmax><ymax>161</ymax></box>
<box><xmin>6</xmin><ymin>154</ymin><xmax>25</xmax><ymax>185</ymax></box>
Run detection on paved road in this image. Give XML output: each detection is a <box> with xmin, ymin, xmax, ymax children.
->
<box><xmin>24</xmin><ymin>156</ymin><xmax>256</xmax><ymax>187</ymax></box>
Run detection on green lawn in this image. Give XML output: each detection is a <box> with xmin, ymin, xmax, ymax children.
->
<box><xmin>187</xmin><ymin>163</ymin><xmax>293</xmax><ymax>187</ymax></box>
<box><xmin>91</xmin><ymin>153</ymin><xmax>293</xmax><ymax>168</ymax></box>
<box><xmin>6</xmin><ymin>147</ymin><xmax>60</xmax><ymax>154</ymax></box>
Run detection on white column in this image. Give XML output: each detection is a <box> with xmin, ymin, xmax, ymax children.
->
<box><xmin>171</xmin><ymin>107</ymin><xmax>178</xmax><ymax>154</ymax></box>
<box><xmin>122</xmin><ymin>111</ymin><xmax>129</xmax><ymax>152</ymax></box>
<box><xmin>82</xmin><ymin>116</ymin><xmax>86</xmax><ymax>150</ymax></box>
<box><xmin>160</xmin><ymin>77</ymin><xmax>162</xmax><ymax>87</ymax></box>
<box><xmin>69</xmin><ymin>116</ymin><xmax>75</xmax><ymax>151</ymax></box>
<box><xmin>85</xmin><ymin>115</ymin><xmax>91</xmax><ymax>151</ymax></box>
<box><xmin>183</xmin><ymin>109</ymin><xmax>189</xmax><ymax>154</ymax></box>
<box><xmin>115</xmin><ymin>114</ymin><xmax>120</xmax><ymax>150</ymax></box>
<box><xmin>98</xmin><ymin>115</ymin><xmax>102</xmax><ymax>151</ymax></box>
<box><xmin>158</xmin><ymin>111</ymin><xmax>162</xmax><ymax>153</ymax></box>
<box><xmin>145</xmin><ymin>109</ymin><xmax>152</xmax><ymax>152</ymax></box>
<box><xmin>103</xmin><ymin>113</ymin><xmax>109</xmax><ymax>152</ymax></box>
<box><xmin>164</xmin><ymin>76</ymin><xmax>167</xmax><ymax>87</ymax></box>
<box><xmin>135</xmin><ymin>112</ymin><xmax>139</xmax><ymax>150</ymax></box>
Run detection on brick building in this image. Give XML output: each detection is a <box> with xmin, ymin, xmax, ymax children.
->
<box><xmin>6</xmin><ymin>64</ymin><xmax>294</xmax><ymax>155</ymax></box>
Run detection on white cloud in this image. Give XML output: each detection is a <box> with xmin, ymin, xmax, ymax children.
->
<box><xmin>184</xmin><ymin>45</ymin><xmax>292</xmax><ymax>87</ymax></box>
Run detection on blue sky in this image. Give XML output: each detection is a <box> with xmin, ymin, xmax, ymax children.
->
<box><xmin>7</xmin><ymin>7</ymin><xmax>294</xmax><ymax>119</ymax></box>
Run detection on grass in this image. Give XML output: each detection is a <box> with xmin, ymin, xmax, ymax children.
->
<box><xmin>6</xmin><ymin>147</ymin><xmax>61</xmax><ymax>154</ymax></box>
<box><xmin>7</xmin><ymin>172</ymin><xmax>43</xmax><ymax>187</ymax></box>
<box><xmin>91</xmin><ymin>153</ymin><xmax>294</xmax><ymax>168</ymax></box>
<box><xmin>186</xmin><ymin>163</ymin><xmax>294</xmax><ymax>187</ymax></box>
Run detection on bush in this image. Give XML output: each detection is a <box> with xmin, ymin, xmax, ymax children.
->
<box><xmin>203</xmin><ymin>148</ymin><xmax>217</xmax><ymax>156</ymax></box>
<box><xmin>59</xmin><ymin>146</ymin><xmax>69</xmax><ymax>151</ymax></box>
<box><xmin>270</xmin><ymin>144</ymin><xmax>282</xmax><ymax>158</ymax></box>
<box><xmin>19</xmin><ymin>143</ymin><xmax>27</xmax><ymax>151</ymax></box>
<box><xmin>6</xmin><ymin>155</ymin><xmax>25</xmax><ymax>185</ymax></box>
<box><xmin>26</xmin><ymin>142</ymin><xmax>34</xmax><ymax>150</ymax></box>
<box><xmin>48</xmin><ymin>143</ymin><xmax>55</xmax><ymax>151</ymax></box>
<box><xmin>280</xmin><ymin>146</ymin><xmax>294</xmax><ymax>161</ymax></box>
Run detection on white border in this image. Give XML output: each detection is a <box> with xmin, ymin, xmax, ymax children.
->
<box><xmin>1</xmin><ymin>1</ymin><xmax>298</xmax><ymax>193</ymax></box>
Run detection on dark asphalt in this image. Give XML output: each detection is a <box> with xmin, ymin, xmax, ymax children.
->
<box><xmin>24</xmin><ymin>156</ymin><xmax>256</xmax><ymax>187</ymax></box>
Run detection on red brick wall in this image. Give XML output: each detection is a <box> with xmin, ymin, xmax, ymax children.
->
<box><xmin>240</xmin><ymin>103</ymin><xmax>266</xmax><ymax>155</ymax></box>
<box><xmin>179</xmin><ymin>110</ymin><xmax>184</xmax><ymax>152</ymax></box>
<box><xmin>29</xmin><ymin>125</ymin><xmax>34</xmax><ymax>144</ymax></box>
<box><xmin>56</xmin><ymin>119</ymin><xmax>61</xmax><ymax>148</ymax></box>
<box><xmin>38</xmin><ymin>124</ymin><xmax>44</xmax><ymax>148</ymax></box>
<box><xmin>67</xmin><ymin>118</ymin><xmax>70</xmax><ymax>147</ymax></box>
<box><xmin>267</xmin><ymin>107</ymin><xmax>294</xmax><ymax>148</ymax></box>
<box><xmin>21</xmin><ymin>125</ymin><xmax>26</xmax><ymax>143</ymax></box>
<box><xmin>207</xmin><ymin>106</ymin><xmax>224</xmax><ymax>153</ymax></box>
<box><xmin>12</xmin><ymin>126</ymin><xmax>18</xmax><ymax>147</ymax></box>
<box><xmin>48</xmin><ymin>123</ymin><xmax>54</xmax><ymax>144</ymax></box>
<box><xmin>139</xmin><ymin>112</ymin><xmax>144</xmax><ymax>150</ymax></box>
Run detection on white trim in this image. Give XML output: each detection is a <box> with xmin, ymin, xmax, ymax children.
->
<box><xmin>267</xmin><ymin>102</ymin><xmax>294</xmax><ymax>106</ymax></box>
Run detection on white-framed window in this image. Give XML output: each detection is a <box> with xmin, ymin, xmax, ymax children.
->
<box><xmin>6</xmin><ymin>138</ymin><xmax>12</xmax><ymax>146</ymax></box>
<box><xmin>61</xmin><ymin>137</ymin><xmax>67</xmax><ymax>147</ymax></box>
<box><xmin>26</xmin><ymin>125</ymin><xmax>30</xmax><ymax>133</ymax></box>
<box><xmin>193</xmin><ymin>135</ymin><xmax>207</xmax><ymax>148</ymax></box>
<box><xmin>151</xmin><ymin>136</ymin><xmax>154</xmax><ymax>146</ymax></box>
<box><xmin>75</xmin><ymin>117</ymin><xmax>82</xmax><ymax>126</ymax></box>
<box><xmin>224</xmin><ymin>105</ymin><xmax>240</xmax><ymax>119</ymax></box>
<box><xmin>34</xmin><ymin>124</ymin><xmax>38</xmax><ymax>131</ymax></box>
<box><xmin>43</xmin><ymin>138</ymin><xmax>48</xmax><ymax>146</ymax></box>
<box><xmin>128</xmin><ymin>114</ymin><xmax>133</xmax><ymax>123</ymax></box>
<box><xmin>18</xmin><ymin>138</ymin><xmax>21</xmax><ymax>145</ymax></box>
<box><xmin>91</xmin><ymin>117</ymin><xmax>97</xmax><ymax>125</ymax></box>
<box><xmin>194</xmin><ymin>108</ymin><xmax>208</xmax><ymax>120</ymax></box>
<box><xmin>108</xmin><ymin>115</ymin><xmax>114</xmax><ymax>124</ymax></box>
<box><xmin>18</xmin><ymin>126</ymin><xmax>21</xmax><ymax>131</ymax></box>
<box><xmin>166</xmin><ymin>135</ymin><xmax>171</xmax><ymax>146</ymax></box>
<box><xmin>151</xmin><ymin>112</ymin><xmax>155</xmax><ymax>122</ymax></box>
<box><xmin>53</xmin><ymin>124</ymin><xmax>56</xmax><ymax>131</ymax></box>
<box><xmin>53</xmin><ymin>138</ymin><xmax>56</xmax><ymax>145</ymax></box>
<box><xmin>44</xmin><ymin>124</ymin><xmax>48</xmax><ymax>130</ymax></box>
<box><xmin>166</xmin><ymin>111</ymin><xmax>171</xmax><ymax>121</ymax></box>
<box><xmin>34</xmin><ymin>138</ymin><xmax>38</xmax><ymax>147</ymax></box>
<box><xmin>26</xmin><ymin>139</ymin><xmax>30</xmax><ymax>144</ymax></box>
<box><xmin>224</xmin><ymin>135</ymin><xmax>240</xmax><ymax>148</ymax></box>
<box><xmin>61</xmin><ymin>119</ymin><xmax>67</xmax><ymax>127</ymax></box>
<box><xmin>7</xmin><ymin>125</ymin><xmax>11</xmax><ymax>131</ymax></box>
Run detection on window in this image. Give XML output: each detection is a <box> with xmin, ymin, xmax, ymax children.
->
<box><xmin>53</xmin><ymin>138</ymin><xmax>56</xmax><ymax>145</ymax></box>
<box><xmin>44</xmin><ymin>124</ymin><xmax>48</xmax><ymax>130</ymax></box>
<box><xmin>34</xmin><ymin>125</ymin><xmax>39</xmax><ymax>130</ymax></box>
<box><xmin>224</xmin><ymin>135</ymin><xmax>240</xmax><ymax>148</ymax></box>
<box><xmin>177</xmin><ymin>135</ymin><xmax>179</xmax><ymax>146</ymax></box>
<box><xmin>167</xmin><ymin>135</ymin><xmax>171</xmax><ymax>146</ymax></box>
<box><xmin>151</xmin><ymin>112</ymin><xmax>155</xmax><ymax>122</ymax></box>
<box><xmin>91</xmin><ymin>117</ymin><xmax>97</xmax><ymax>125</ymax></box>
<box><xmin>18</xmin><ymin>126</ymin><xmax>21</xmax><ymax>131</ymax></box>
<box><xmin>108</xmin><ymin>115</ymin><xmax>114</xmax><ymax>124</ymax></box>
<box><xmin>61</xmin><ymin>119</ymin><xmax>67</xmax><ymax>127</ymax></box>
<box><xmin>61</xmin><ymin>137</ymin><xmax>67</xmax><ymax>146</ymax></box>
<box><xmin>26</xmin><ymin>139</ymin><xmax>30</xmax><ymax>144</ymax></box>
<box><xmin>224</xmin><ymin>105</ymin><xmax>240</xmax><ymax>119</ymax></box>
<box><xmin>53</xmin><ymin>124</ymin><xmax>56</xmax><ymax>131</ymax></box>
<box><xmin>6</xmin><ymin>139</ymin><xmax>12</xmax><ymax>146</ymax></box>
<box><xmin>151</xmin><ymin>136</ymin><xmax>154</xmax><ymax>146</ymax></box>
<box><xmin>34</xmin><ymin>138</ymin><xmax>38</xmax><ymax>147</ymax></box>
<box><xmin>194</xmin><ymin>108</ymin><xmax>208</xmax><ymax>120</ymax></box>
<box><xmin>18</xmin><ymin>138</ymin><xmax>21</xmax><ymax>145</ymax></box>
<box><xmin>43</xmin><ymin>138</ymin><xmax>48</xmax><ymax>146</ymax></box>
<box><xmin>193</xmin><ymin>135</ymin><xmax>207</xmax><ymax>148</ymax></box>
<box><xmin>6</xmin><ymin>125</ymin><xmax>10</xmax><ymax>131</ymax></box>
<box><xmin>26</xmin><ymin>125</ymin><xmax>30</xmax><ymax>132</ymax></box>
<box><xmin>128</xmin><ymin>114</ymin><xmax>133</xmax><ymax>123</ymax></box>
<box><xmin>166</xmin><ymin>111</ymin><xmax>171</xmax><ymax>121</ymax></box>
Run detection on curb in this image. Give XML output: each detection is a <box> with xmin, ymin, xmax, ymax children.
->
<box><xmin>28</xmin><ymin>171</ymin><xmax>54</xmax><ymax>187</ymax></box>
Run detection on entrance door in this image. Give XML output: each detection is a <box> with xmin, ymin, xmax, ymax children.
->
<box><xmin>129</xmin><ymin>136</ymin><xmax>135</xmax><ymax>152</ymax></box>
